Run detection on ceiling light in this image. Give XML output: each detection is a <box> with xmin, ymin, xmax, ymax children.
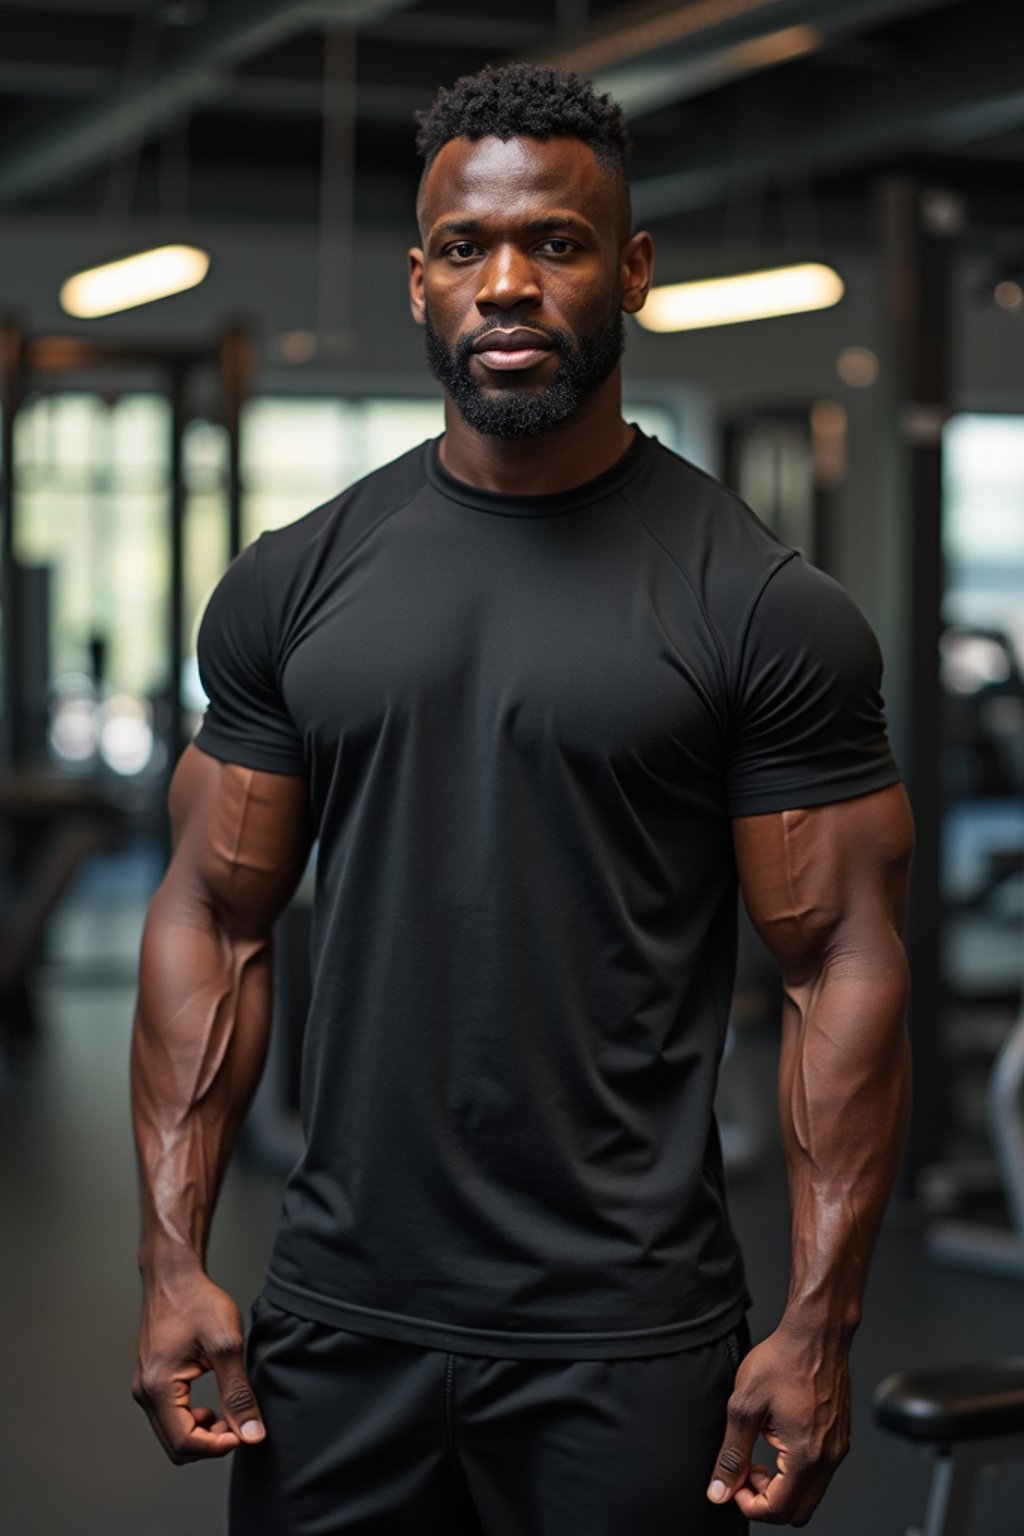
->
<box><xmin>59</xmin><ymin>244</ymin><xmax>210</xmax><ymax>318</ymax></box>
<box><xmin>636</xmin><ymin>262</ymin><xmax>844</xmax><ymax>332</ymax></box>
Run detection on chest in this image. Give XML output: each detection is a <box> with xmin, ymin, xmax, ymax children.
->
<box><xmin>280</xmin><ymin>507</ymin><xmax>725</xmax><ymax>790</ymax></box>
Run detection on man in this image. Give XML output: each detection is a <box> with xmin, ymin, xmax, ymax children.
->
<box><xmin>131</xmin><ymin>61</ymin><xmax>913</xmax><ymax>1533</ymax></box>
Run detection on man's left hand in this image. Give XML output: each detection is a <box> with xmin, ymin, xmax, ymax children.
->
<box><xmin>706</xmin><ymin>1321</ymin><xmax>851</xmax><ymax>1526</ymax></box>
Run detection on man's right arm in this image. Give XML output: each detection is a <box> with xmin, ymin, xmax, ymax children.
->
<box><xmin>130</xmin><ymin>743</ymin><xmax>314</xmax><ymax>1464</ymax></box>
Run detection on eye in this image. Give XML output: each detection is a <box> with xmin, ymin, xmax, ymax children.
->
<box><xmin>446</xmin><ymin>241</ymin><xmax>480</xmax><ymax>261</ymax></box>
<box><xmin>538</xmin><ymin>238</ymin><xmax>576</xmax><ymax>256</ymax></box>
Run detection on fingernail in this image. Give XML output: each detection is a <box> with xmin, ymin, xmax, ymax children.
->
<box><xmin>240</xmin><ymin>1420</ymin><xmax>264</xmax><ymax>1441</ymax></box>
<box><xmin>708</xmin><ymin>1480</ymin><xmax>727</xmax><ymax>1502</ymax></box>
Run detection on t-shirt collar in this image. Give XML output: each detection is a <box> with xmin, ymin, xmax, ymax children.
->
<box><xmin>426</xmin><ymin>424</ymin><xmax>650</xmax><ymax>517</ymax></box>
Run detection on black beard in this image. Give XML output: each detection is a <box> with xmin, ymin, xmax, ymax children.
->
<box><xmin>423</xmin><ymin>301</ymin><xmax>626</xmax><ymax>439</ymax></box>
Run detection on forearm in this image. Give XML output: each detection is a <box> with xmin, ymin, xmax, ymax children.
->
<box><xmin>718</xmin><ymin>788</ymin><xmax>914</xmax><ymax>1521</ymax></box>
<box><xmin>778</xmin><ymin>942</ymin><xmax>911</xmax><ymax>1343</ymax></box>
<box><xmin>131</xmin><ymin>880</ymin><xmax>273</xmax><ymax>1281</ymax></box>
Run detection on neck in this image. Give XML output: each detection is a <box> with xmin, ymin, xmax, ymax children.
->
<box><xmin>438</xmin><ymin>372</ymin><xmax>634</xmax><ymax>495</ymax></box>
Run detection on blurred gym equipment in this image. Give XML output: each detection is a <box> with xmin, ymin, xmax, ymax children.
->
<box><xmin>927</xmin><ymin>1005</ymin><xmax>1024</xmax><ymax>1279</ymax></box>
<box><xmin>874</xmin><ymin>1359</ymin><xmax>1024</xmax><ymax>1536</ymax></box>
<box><xmin>0</xmin><ymin>772</ymin><xmax>126</xmax><ymax>1037</ymax></box>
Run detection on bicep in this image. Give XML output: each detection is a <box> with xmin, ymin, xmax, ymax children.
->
<box><xmin>732</xmin><ymin>783</ymin><xmax>914</xmax><ymax>983</ymax></box>
<box><xmin>164</xmin><ymin>744</ymin><xmax>315</xmax><ymax>940</ymax></box>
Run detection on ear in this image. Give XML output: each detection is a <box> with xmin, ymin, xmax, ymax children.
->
<box><xmin>620</xmin><ymin>230</ymin><xmax>654</xmax><ymax>315</ymax></box>
<box><xmin>409</xmin><ymin>247</ymin><xmax>426</xmax><ymax>326</ymax></box>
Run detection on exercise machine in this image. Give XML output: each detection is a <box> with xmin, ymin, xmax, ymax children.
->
<box><xmin>874</xmin><ymin>1359</ymin><xmax>1024</xmax><ymax>1536</ymax></box>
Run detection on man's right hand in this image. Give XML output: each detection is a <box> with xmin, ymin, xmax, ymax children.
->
<box><xmin>132</xmin><ymin>1269</ymin><xmax>266</xmax><ymax>1463</ymax></box>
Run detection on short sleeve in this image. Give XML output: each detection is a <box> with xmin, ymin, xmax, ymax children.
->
<box><xmin>727</xmin><ymin>554</ymin><xmax>901</xmax><ymax>817</ymax></box>
<box><xmin>193</xmin><ymin>540</ymin><xmax>306</xmax><ymax>775</ymax></box>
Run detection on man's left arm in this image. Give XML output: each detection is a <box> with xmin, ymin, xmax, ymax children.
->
<box><xmin>708</xmin><ymin>781</ymin><xmax>914</xmax><ymax>1527</ymax></box>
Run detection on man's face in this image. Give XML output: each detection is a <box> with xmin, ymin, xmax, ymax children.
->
<box><xmin>410</xmin><ymin>135</ymin><xmax>638</xmax><ymax>438</ymax></box>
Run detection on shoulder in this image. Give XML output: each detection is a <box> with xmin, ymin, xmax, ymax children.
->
<box><xmin>744</xmin><ymin>554</ymin><xmax>884</xmax><ymax>673</ymax></box>
<box><xmin>256</xmin><ymin>437</ymin><xmax>433</xmax><ymax>573</ymax></box>
<box><xmin>621</xmin><ymin>436</ymin><xmax>794</xmax><ymax>623</ymax></box>
<box><xmin>624</xmin><ymin>437</ymin><xmax>884</xmax><ymax>666</ymax></box>
<box><xmin>212</xmin><ymin>437</ymin><xmax>433</xmax><ymax>643</ymax></box>
<box><xmin>198</xmin><ymin>438</ymin><xmax>433</xmax><ymax>667</ymax></box>
<box><xmin>726</xmin><ymin>552</ymin><xmax>899</xmax><ymax>815</ymax></box>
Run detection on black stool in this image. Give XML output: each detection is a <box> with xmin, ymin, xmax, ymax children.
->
<box><xmin>873</xmin><ymin>1361</ymin><xmax>1024</xmax><ymax>1536</ymax></box>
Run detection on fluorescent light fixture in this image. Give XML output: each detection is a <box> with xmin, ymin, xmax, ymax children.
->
<box><xmin>59</xmin><ymin>244</ymin><xmax>210</xmax><ymax>318</ymax></box>
<box><xmin>637</xmin><ymin>262</ymin><xmax>844</xmax><ymax>333</ymax></box>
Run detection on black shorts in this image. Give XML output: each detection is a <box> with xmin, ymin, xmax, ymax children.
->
<box><xmin>229</xmin><ymin>1295</ymin><xmax>751</xmax><ymax>1536</ymax></box>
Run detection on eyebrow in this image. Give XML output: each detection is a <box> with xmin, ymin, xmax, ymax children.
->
<box><xmin>430</xmin><ymin>215</ymin><xmax>595</xmax><ymax>242</ymax></box>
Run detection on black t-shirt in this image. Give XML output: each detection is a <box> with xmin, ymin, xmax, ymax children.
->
<box><xmin>195</xmin><ymin>426</ymin><xmax>901</xmax><ymax>1359</ymax></box>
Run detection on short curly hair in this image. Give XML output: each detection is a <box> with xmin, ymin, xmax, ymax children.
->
<box><xmin>415</xmin><ymin>61</ymin><xmax>631</xmax><ymax>177</ymax></box>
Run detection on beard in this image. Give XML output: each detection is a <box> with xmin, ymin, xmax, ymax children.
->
<box><xmin>423</xmin><ymin>297</ymin><xmax>626</xmax><ymax>439</ymax></box>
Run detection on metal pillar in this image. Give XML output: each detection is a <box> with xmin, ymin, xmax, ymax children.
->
<box><xmin>220</xmin><ymin>321</ymin><xmax>251</xmax><ymax>560</ymax></box>
<box><xmin>0</xmin><ymin>317</ymin><xmax>24</xmax><ymax>771</ymax></box>
<box><xmin>874</xmin><ymin>176</ymin><xmax>956</xmax><ymax>1191</ymax></box>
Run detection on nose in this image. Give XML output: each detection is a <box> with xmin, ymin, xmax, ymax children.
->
<box><xmin>474</xmin><ymin>244</ymin><xmax>542</xmax><ymax>311</ymax></box>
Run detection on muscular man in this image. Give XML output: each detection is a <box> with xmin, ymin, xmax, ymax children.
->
<box><xmin>131</xmin><ymin>62</ymin><xmax>913</xmax><ymax>1533</ymax></box>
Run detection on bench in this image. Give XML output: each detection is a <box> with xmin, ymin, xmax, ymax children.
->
<box><xmin>873</xmin><ymin>1360</ymin><xmax>1024</xmax><ymax>1536</ymax></box>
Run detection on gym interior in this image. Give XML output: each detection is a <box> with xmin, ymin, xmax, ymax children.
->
<box><xmin>1</xmin><ymin>2</ymin><xmax>1022</xmax><ymax>1532</ymax></box>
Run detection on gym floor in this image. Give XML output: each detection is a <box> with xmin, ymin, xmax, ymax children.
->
<box><xmin>2</xmin><ymin>853</ymin><xmax>1022</xmax><ymax>1536</ymax></box>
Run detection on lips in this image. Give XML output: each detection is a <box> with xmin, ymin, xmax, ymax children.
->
<box><xmin>471</xmin><ymin>328</ymin><xmax>554</xmax><ymax>372</ymax></box>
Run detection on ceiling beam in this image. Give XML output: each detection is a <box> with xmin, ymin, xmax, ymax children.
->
<box><xmin>0</xmin><ymin>0</ymin><xmax>956</xmax><ymax>135</ymax></box>
<box><xmin>222</xmin><ymin>77</ymin><xmax>429</xmax><ymax>120</ymax></box>
<box><xmin>547</xmin><ymin>0</ymin><xmax>957</xmax><ymax>107</ymax></box>
<box><xmin>0</xmin><ymin>64</ymin><xmax>110</xmax><ymax>98</ymax></box>
<box><xmin>364</xmin><ymin>13</ymin><xmax>548</xmax><ymax>48</ymax></box>
<box><xmin>0</xmin><ymin>62</ymin><xmax>430</xmax><ymax>123</ymax></box>
<box><xmin>630</xmin><ymin>0</ymin><xmax>1024</xmax><ymax>221</ymax></box>
<box><xmin>0</xmin><ymin>0</ymin><xmax>141</xmax><ymax>10</ymax></box>
<box><xmin>0</xmin><ymin>5</ymin><xmax>548</xmax><ymax>73</ymax></box>
<box><xmin>0</xmin><ymin>0</ymin><xmax>419</xmax><ymax>207</ymax></box>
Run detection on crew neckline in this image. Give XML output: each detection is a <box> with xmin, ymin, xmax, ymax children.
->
<box><xmin>427</xmin><ymin>424</ymin><xmax>651</xmax><ymax>517</ymax></box>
